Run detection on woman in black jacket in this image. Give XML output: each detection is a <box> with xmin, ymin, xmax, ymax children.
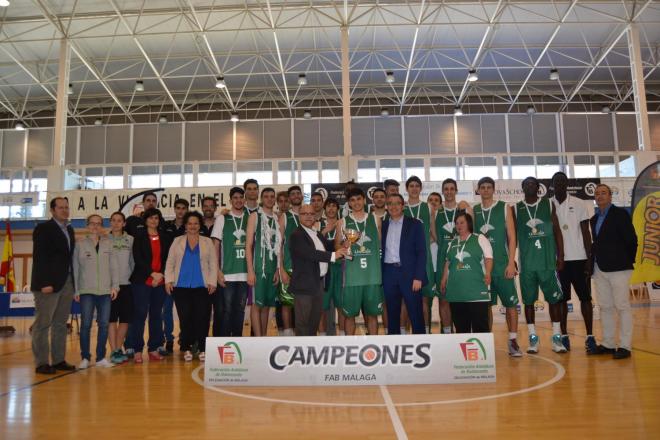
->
<box><xmin>129</xmin><ymin>208</ymin><xmax>172</xmax><ymax>363</ymax></box>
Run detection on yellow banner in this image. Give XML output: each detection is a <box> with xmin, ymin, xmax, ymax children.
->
<box><xmin>631</xmin><ymin>191</ymin><xmax>660</xmax><ymax>284</ymax></box>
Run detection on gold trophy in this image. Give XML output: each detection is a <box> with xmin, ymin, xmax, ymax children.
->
<box><xmin>343</xmin><ymin>227</ymin><xmax>361</xmax><ymax>261</ymax></box>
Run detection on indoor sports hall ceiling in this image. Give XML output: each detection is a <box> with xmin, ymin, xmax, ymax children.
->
<box><xmin>0</xmin><ymin>0</ymin><xmax>659</xmax><ymax>127</ymax></box>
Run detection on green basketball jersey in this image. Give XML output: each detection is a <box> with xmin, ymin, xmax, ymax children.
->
<box><xmin>344</xmin><ymin>213</ymin><xmax>381</xmax><ymax>287</ymax></box>
<box><xmin>404</xmin><ymin>201</ymin><xmax>434</xmax><ymax>283</ymax></box>
<box><xmin>254</xmin><ymin>212</ymin><xmax>279</xmax><ymax>278</ymax></box>
<box><xmin>221</xmin><ymin>212</ymin><xmax>248</xmax><ymax>275</ymax></box>
<box><xmin>474</xmin><ymin>200</ymin><xmax>509</xmax><ymax>276</ymax></box>
<box><xmin>282</xmin><ymin>211</ymin><xmax>300</xmax><ymax>272</ymax></box>
<box><xmin>445</xmin><ymin>234</ymin><xmax>490</xmax><ymax>302</ymax></box>
<box><xmin>434</xmin><ymin>206</ymin><xmax>457</xmax><ymax>282</ymax></box>
<box><xmin>515</xmin><ymin>198</ymin><xmax>557</xmax><ymax>272</ymax></box>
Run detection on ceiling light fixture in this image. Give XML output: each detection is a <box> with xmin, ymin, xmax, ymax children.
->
<box><xmin>526</xmin><ymin>105</ymin><xmax>536</xmax><ymax>115</ymax></box>
<box><xmin>94</xmin><ymin>118</ymin><xmax>103</xmax><ymax>126</ymax></box>
<box><xmin>0</xmin><ymin>1</ymin><xmax>10</xmax><ymax>7</ymax></box>
<box><xmin>134</xmin><ymin>80</ymin><xmax>144</xmax><ymax>92</ymax></box>
<box><xmin>380</xmin><ymin>108</ymin><xmax>389</xmax><ymax>117</ymax></box>
<box><xmin>215</xmin><ymin>76</ymin><xmax>226</xmax><ymax>89</ymax></box>
<box><xmin>467</xmin><ymin>69</ymin><xmax>478</xmax><ymax>82</ymax></box>
<box><xmin>230</xmin><ymin>112</ymin><xmax>239</xmax><ymax>122</ymax></box>
<box><xmin>297</xmin><ymin>74</ymin><xmax>307</xmax><ymax>86</ymax></box>
<box><xmin>385</xmin><ymin>71</ymin><xmax>395</xmax><ymax>84</ymax></box>
<box><xmin>601</xmin><ymin>105</ymin><xmax>611</xmax><ymax>114</ymax></box>
<box><xmin>549</xmin><ymin>69</ymin><xmax>559</xmax><ymax>81</ymax></box>
<box><xmin>67</xmin><ymin>83</ymin><xmax>74</xmax><ymax>95</ymax></box>
<box><xmin>303</xmin><ymin>110</ymin><xmax>312</xmax><ymax>119</ymax></box>
<box><xmin>159</xmin><ymin>116</ymin><xmax>168</xmax><ymax>123</ymax></box>
<box><xmin>14</xmin><ymin>121</ymin><xmax>25</xmax><ymax>130</ymax></box>
<box><xmin>453</xmin><ymin>106</ymin><xmax>463</xmax><ymax>116</ymax></box>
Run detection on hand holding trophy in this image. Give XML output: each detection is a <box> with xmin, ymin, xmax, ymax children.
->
<box><xmin>343</xmin><ymin>227</ymin><xmax>361</xmax><ymax>261</ymax></box>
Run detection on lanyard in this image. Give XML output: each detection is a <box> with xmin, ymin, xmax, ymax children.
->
<box><xmin>443</xmin><ymin>207</ymin><xmax>456</xmax><ymax>226</ymax></box>
<box><xmin>524</xmin><ymin>200</ymin><xmax>540</xmax><ymax>225</ymax></box>
<box><xmin>289</xmin><ymin>211</ymin><xmax>299</xmax><ymax>228</ymax></box>
<box><xmin>231</xmin><ymin>212</ymin><xmax>245</xmax><ymax>235</ymax></box>
<box><xmin>456</xmin><ymin>235</ymin><xmax>469</xmax><ymax>262</ymax></box>
<box><xmin>408</xmin><ymin>202</ymin><xmax>421</xmax><ymax>220</ymax></box>
<box><xmin>480</xmin><ymin>202</ymin><xmax>494</xmax><ymax>228</ymax></box>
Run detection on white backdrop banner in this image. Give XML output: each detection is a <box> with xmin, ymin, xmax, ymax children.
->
<box><xmin>204</xmin><ymin>334</ymin><xmax>496</xmax><ymax>387</ymax></box>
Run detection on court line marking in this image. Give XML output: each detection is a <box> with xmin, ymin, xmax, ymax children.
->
<box><xmin>191</xmin><ymin>352</ymin><xmax>566</xmax><ymax>407</ymax></box>
<box><xmin>380</xmin><ymin>385</ymin><xmax>408</xmax><ymax>440</ymax></box>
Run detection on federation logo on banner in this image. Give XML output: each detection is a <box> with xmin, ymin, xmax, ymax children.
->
<box><xmin>459</xmin><ymin>338</ymin><xmax>487</xmax><ymax>361</ymax></box>
<box><xmin>218</xmin><ymin>342</ymin><xmax>243</xmax><ymax>365</ymax></box>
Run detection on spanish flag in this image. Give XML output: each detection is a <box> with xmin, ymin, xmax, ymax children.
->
<box><xmin>0</xmin><ymin>222</ymin><xmax>15</xmax><ymax>292</ymax></box>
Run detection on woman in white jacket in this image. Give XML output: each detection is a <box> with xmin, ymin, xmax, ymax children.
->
<box><xmin>73</xmin><ymin>214</ymin><xmax>119</xmax><ymax>369</ymax></box>
<box><xmin>165</xmin><ymin>211</ymin><xmax>218</xmax><ymax>362</ymax></box>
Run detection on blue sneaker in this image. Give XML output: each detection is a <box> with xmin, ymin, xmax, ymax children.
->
<box><xmin>110</xmin><ymin>350</ymin><xmax>124</xmax><ymax>364</ymax></box>
<box><xmin>552</xmin><ymin>334</ymin><xmax>568</xmax><ymax>353</ymax></box>
<box><xmin>527</xmin><ymin>334</ymin><xmax>539</xmax><ymax>354</ymax></box>
<box><xmin>585</xmin><ymin>336</ymin><xmax>598</xmax><ymax>354</ymax></box>
<box><xmin>561</xmin><ymin>335</ymin><xmax>571</xmax><ymax>351</ymax></box>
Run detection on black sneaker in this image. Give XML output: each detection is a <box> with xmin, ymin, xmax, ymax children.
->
<box><xmin>613</xmin><ymin>348</ymin><xmax>631</xmax><ymax>359</ymax></box>
<box><xmin>561</xmin><ymin>335</ymin><xmax>571</xmax><ymax>351</ymax></box>
<box><xmin>35</xmin><ymin>364</ymin><xmax>56</xmax><ymax>374</ymax></box>
<box><xmin>585</xmin><ymin>336</ymin><xmax>598</xmax><ymax>354</ymax></box>
<box><xmin>165</xmin><ymin>340</ymin><xmax>174</xmax><ymax>354</ymax></box>
<box><xmin>591</xmin><ymin>344</ymin><xmax>616</xmax><ymax>355</ymax></box>
<box><xmin>52</xmin><ymin>361</ymin><xmax>76</xmax><ymax>371</ymax></box>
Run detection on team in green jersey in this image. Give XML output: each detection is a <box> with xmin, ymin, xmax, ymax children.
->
<box><xmin>278</xmin><ymin>185</ymin><xmax>303</xmax><ymax>337</ymax></box>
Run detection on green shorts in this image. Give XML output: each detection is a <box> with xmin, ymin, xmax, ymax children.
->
<box><xmin>341</xmin><ymin>285</ymin><xmax>384</xmax><ymax>318</ymax></box>
<box><xmin>422</xmin><ymin>282</ymin><xmax>440</xmax><ymax>298</ymax></box>
<box><xmin>254</xmin><ymin>272</ymin><xmax>277</xmax><ymax>307</ymax></box>
<box><xmin>520</xmin><ymin>270</ymin><xmax>563</xmax><ymax>305</ymax></box>
<box><xmin>324</xmin><ymin>264</ymin><xmax>343</xmax><ymax>310</ymax></box>
<box><xmin>278</xmin><ymin>270</ymin><xmax>294</xmax><ymax>307</ymax></box>
<box><xmin>490</xmin><ymin>276</ymin><xmax>519</xmax><ymax>308</ymax></box>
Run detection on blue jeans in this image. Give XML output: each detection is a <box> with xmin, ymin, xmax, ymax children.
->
<box><xmin>219</xmin><ymin>282</ymin><xmax>248</xmax><ymax>337</ymax></box>
<box><xmin>162</xmin><ymin>293</ymin><xmax>174</xmax><ymax>343</ymax></box>
<box><xmin>131</xmin><ymin>284</ymin><xmax>166</xmax><ymax>352</ymax></box>
<box><xmin>79</xmin><ymin>294</ymin><xmax>111</xmax><ymax>361</ymax></box>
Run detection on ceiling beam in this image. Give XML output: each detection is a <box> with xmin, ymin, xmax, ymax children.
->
<box><xmin>507</xmin><ymin>0</ymin><xmax>578</xmax><ymax>111</ymax></box>
<box><xmin>107</xmin><ymin>0</ymin><xmax>186</xmax><ymax>120</ymax></box>
<box><xmin>32</xmin><ymin>0</ymin><xmax>135</xmax><ymax>122</ymax></box>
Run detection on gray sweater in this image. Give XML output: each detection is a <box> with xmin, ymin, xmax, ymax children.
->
<box><xmin>109</xmin><ymin>232</ymin><xmax>134</xmax><ymax>286</ymax></box>
<box><xmin>73</xmin><ymin>236</ymin><xmax>119</xmax><ymax>295</ymax></box>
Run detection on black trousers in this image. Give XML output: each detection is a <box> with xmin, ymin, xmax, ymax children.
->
<box><xmin>450</xmin><ymin>302</ymin><xmax>490</xmax><ymax>333</ymax></box>
<box><xmin>173</xmin><ymin>287</ymin><xmax>211</xmax><ymax>352</ymax></box>
<box><xmin>294</xmin><ymin>290</ymin><xmax>323</xmax><ymax>336</ymax></box>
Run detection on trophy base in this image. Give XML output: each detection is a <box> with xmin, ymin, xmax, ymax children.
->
<box><xmin>345</xmin><ymin>255</ymin><xmax>353</xmax><ymax>261</ymax></box>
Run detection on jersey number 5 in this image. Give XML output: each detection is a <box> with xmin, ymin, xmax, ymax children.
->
<box><xmin>360</xmin><ymin>257</ymin><xmax>368</xmax><ymax>269</ymax></box>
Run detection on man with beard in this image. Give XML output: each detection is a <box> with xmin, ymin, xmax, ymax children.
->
<box><xmin>200</xmin><ymin>196</ymin><xmax>218</xmax><ymax>237</ymax></box>
<box><xmin>125</xmin><ymin>192</ymin><xmax>159</xmax><ymax>237</ymax></box>
<box><xmin>278</xmin><ymin>185</ymin><xmax>303</xmax><ymax>336</ymax></box>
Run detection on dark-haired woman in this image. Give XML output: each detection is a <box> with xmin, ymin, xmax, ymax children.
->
<box><xmin>130</xmin><ymin>208</ymin><xmax>172</xmax><ymax>363</ymax></box>
<box><xmin>440</xmin><ymin>213</ymin><xmax>493</xmax><ymax>333</ymax></box>
<box><xmin>165</xmin><ymin>211</ymin><xmax>218</xmax><ymax>362</ymax></box>
<box><xmin>108</xmin><ymin>211</ymin><xmax>134</xmax><ymax>364</ymax></box>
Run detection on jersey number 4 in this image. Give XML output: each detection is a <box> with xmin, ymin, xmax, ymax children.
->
<box><xmin>534</xmin><ymin>239</ymin><xmax>542</xmax><ymax>250</ymax></box>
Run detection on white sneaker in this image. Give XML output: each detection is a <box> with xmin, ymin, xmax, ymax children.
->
<box><xmin>552</xmin><ymin>334</ymin><xmax>568</xmax><ymax>353</ymax></box>
<box><xmin>78</xmin><ymin>359</ymin><xmax>90</xmax><ymax>370</ymax></box>
<box><xmin>198</xmin><ymin>352</ymin><xmax>205</xmax><ymax>362</ymax></box>
<box><xmin>95</xmin><ymin>358</ymin><xmax>116</xmax><ymax>368</ymax></box>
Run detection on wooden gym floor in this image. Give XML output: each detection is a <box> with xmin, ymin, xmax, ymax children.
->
<box><xmin>1</xmin><ymin>303</ymin><xmax>659</xmax><ymax>440</ymax></box>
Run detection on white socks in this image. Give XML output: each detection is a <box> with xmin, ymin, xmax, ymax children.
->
<box><xmin>442</xmin><ymin>326</ymin><xmax>452</xmax><ymax>334</ymax></box>
<box><xmin>527</xmin><ymin>324</ymin><xmax>536</xmax><ymax>335</ymax></box>
<box><xmin>338</xmin><ymin>330</ymin><xmax>345</xmax><ymax>336</ymax></box>
<box><xmin>400</xmin><ymin>327</ymin><xmax>407</xmax><ymax>335</ymax></box>
<box><xmin>552</xmin><ymin>322</ymin><xmax>561</xmax><ymax>335</ymax></box>
<box><xmin>509</xmin><ymin>332</ymin><xmax>517</xmax><ymax>340</ymax></box>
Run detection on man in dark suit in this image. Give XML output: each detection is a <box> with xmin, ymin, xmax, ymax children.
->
<box><xmin>590</xmin><ymin>184</ymin><xmax>638</xmax><ymax>359</ymax></box>
<box><xmin>381</xmin><ymin>193</ymin><xmax>428</xmax><ymax>334</ymax></box>
<box><xmin>31</xmin><ymin>197</ymin><xmax>77</xmax><ymax>374</ymax></box>
<box><xmin>288</xmin><ymin>204</ymin><xmax>348</xmax><ymax>336</ymax></box>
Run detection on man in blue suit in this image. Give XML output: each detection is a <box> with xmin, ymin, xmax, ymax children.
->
<box><xmin>381</xmin><ymin>193</ymin><xmax>428</xmax><ymax>334</ymax></box>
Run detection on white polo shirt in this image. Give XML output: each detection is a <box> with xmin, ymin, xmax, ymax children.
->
<box><xmin>552</xmin><ymin>194</ymin><xmax>591</xmax><ymax>261</ymax></box>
